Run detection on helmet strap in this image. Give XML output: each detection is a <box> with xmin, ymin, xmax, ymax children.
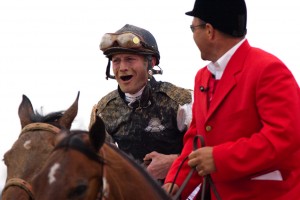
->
<box><xmin>146</xmin><ymin>55</ymin><xmax>163</xmax><ymax>78</ymax></box>
<box><xmin>146</xmin><ymin>55</ymin><xmax>154</xmax><ymax>79</ymax></box>
<box><xmin>105</xmin><ymin>58</ymin><xmax>115</xmax><ymax>80</ymax></box>
<box><xmin>152</xmin><ymin>65</ymin><xmax>163</xmax><ymax>75</ymax></box>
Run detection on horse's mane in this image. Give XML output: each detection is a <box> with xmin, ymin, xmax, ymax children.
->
<box><xmin>106</xmin><ymin>143</ymin><xmax>171</xmax><ymax>199</ymax></box>
<box><xmin>57</xmin><ymin>132</ymin><xmax>163</xmax><ymax>192</ymax></box>
<box><xmin>30</xmin><ymin>110</ymin><xmax>64</xmax><ymax>124</ymax></box>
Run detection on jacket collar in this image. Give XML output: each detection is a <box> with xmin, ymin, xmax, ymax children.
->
<box><xmin>206</xmin><ymin>39</ymin><xmax>251</xmax><ymax>118</ymax></box>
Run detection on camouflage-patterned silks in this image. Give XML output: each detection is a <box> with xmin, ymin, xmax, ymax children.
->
<box><xmin>93</xmin><ymin>78</ymin><xmax>192</xmax><ymax>163</ymax></box>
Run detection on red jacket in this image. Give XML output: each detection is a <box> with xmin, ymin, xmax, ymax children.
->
<box><xmin>165</xmin><ymin>40</ymin><xmax>300</xmax><ymax>200</ymax></box>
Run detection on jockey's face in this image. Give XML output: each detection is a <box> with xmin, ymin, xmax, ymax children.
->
<box><xmin>112</xmin><ymin>53</ymin><xmax>148</xmax><ymax>94</ymax></box>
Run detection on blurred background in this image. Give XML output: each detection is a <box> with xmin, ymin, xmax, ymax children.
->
<box><xmin>0</xmin><ymin>0</ymin><xmax>299</xmax><ymax>194</ymax></box>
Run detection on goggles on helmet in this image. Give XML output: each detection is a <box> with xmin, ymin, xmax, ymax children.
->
<box><xmin>100</xmin><ymin>32</ymin><xmax>156</xmax><ymax>53</ymax></box>
<box><xmin>100</xmin><ymin>32</ymin><xmax>141</xmax><ymax>51</ymax></box>
<box><xmin>100</xmin><ymin>26</ymin><xmax>162</xmax><ymax>80</ymax></box>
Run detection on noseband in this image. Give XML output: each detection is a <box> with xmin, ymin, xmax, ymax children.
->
<box><xmin>2</xmin><ymin>123</ymin><xmax>61</xmax><ymax>200</ymax></box>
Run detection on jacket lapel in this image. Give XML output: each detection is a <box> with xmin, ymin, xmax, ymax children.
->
<box><xmin>207</xmin><ymin>40</ymin><xmax>251</xmax><ymax>119</ymax></box>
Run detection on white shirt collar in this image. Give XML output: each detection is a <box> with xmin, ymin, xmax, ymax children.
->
<box><xmin>207</xmin><ymin>38</ymin><xmax>246</xmax><ymax>80</ymax></box>
<box><xmin>125</xmin><ymin>86</ymin><xmax>145</xmax><ymax>103</ymax></box>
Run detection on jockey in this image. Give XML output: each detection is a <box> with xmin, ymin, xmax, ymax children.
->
<box><xmin>89</xmin><ymin>24</ymin><xmax>193</xmax><ymax>182</ymax></box>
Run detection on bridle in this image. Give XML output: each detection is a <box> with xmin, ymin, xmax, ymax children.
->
<box><xmin>2</xmin><ymin>123</ymin><xmax>61</xmax><ymax>200</ymax></box>
<box><xmin>97</xmin><ymin>147</ymin><xmax>109</xmax><ymax>200</ymax></box>
<box><xmin>3</xmin><ymin>178</ymin><xmax>34</xmax><ymax>200</ymax></box>
<box><xmin>170</xmin><ymin>135</ymin><xmax>221</xmax><ymax>200</ymax></box>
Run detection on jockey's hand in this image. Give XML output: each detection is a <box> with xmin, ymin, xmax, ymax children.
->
<box><xmin>188</xmin><ymin>146</ymin><xmax>216</xmax><ymax>176</ymax></box>
<box><xmin>143</xmin><ymin>151</ymin><xmax>178</xmax><ymax>179</ymax></box>
<box><xmin>162</xmin><ymin>183</ymin><xmax>179</xmax><ymax>197</ymax></box>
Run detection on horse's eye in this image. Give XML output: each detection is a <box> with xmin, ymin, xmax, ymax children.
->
<box><xmin>68</xmin><ymin>184</ymin><xmax>87</xmax><ymax>198</ymax></box>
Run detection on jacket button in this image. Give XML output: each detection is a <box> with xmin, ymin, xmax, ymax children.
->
<box><xmin>205</xmin><ymin>125</ymin><xmax>212</xmax><ymax>132</ymax></box>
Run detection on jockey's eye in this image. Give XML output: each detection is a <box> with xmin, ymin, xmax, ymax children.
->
<box><xmin>68</xmin><ymin>184</ymin><xmax>87</xmax><ymax>198</ymax></box>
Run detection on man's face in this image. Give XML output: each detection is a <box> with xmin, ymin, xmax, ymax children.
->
<box><xmin>192</xmin><ymin>17</ymin><xmax>210</xmax><ymax>61</ymax></box>
<box><xmin>111</xmin><ymin>53</ymin><xmax>148</xmax><ymax>94</ymax></box>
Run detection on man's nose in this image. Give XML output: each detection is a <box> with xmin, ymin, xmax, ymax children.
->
<box><xmin>119</xmin><ymin>61</ymin><xmax>129</xmax><ymax>71</ymax></box>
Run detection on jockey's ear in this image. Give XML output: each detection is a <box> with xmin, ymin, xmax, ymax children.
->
<box><xmin>89</xmin><ymin>116</ymin><xmax>106</xmax><ymax>151</ymax></box>
<box><xmin>151</xmin><ymin>56</ymin><xmax>157</xmax><ymax>67</ymax></box>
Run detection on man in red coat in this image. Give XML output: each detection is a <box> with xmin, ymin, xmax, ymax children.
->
<box><xmin>163</xmin><ymin>0</ymin><xmax>300</xmax><ymax>199</ymax></box>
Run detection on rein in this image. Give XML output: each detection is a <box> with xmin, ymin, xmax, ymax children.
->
<box><xmin>2</xmin><ymin>123</ymin><xmax>61</xmax><ymax>200</ymax></box>
<box><xmin>171</xmin><ymin>135</ymin><xmax>221</xmax><ymax>200</ymax></box>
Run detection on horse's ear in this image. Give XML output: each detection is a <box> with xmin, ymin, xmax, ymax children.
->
<box><xmin>89</xmin><ymin>116</ymin><xmax>106</xmax><ymax>151</ymax></box>
<box><xmin>58</xmin><ymin>91</ymin><xmax>80</xmax><ymax>129</ymax></box>
<box><xmin>18</xmin><ymin>95</ymin><xmax>34</xmax><ymax>128</ymax></box>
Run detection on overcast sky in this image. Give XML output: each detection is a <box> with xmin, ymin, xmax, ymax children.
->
<box><xmin>0</xmin><ymin>0</ymin><xmax>299</xmax><ymax>191</ymax></box>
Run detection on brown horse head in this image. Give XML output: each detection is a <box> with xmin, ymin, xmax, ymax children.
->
<box><xmin>32</xmin><ymin>116</ymin><xmax>171</xmax><ymax>200</ymax></box>
<box><xmin>1</xmin><ymin>92</ymin><xmax>80</xmax><ymax>200</ymax></box>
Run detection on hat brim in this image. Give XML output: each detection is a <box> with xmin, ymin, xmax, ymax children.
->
<box><xmin>185</xmin><ymin>11</ymin><xmax>195</xmax><ymax>16</ymax></box>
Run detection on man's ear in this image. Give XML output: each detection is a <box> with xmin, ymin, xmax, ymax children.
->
<box><xmin>151</xmin><ymin>56</ymin><xmax>157</xmax><ymax>67</ymax></box>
